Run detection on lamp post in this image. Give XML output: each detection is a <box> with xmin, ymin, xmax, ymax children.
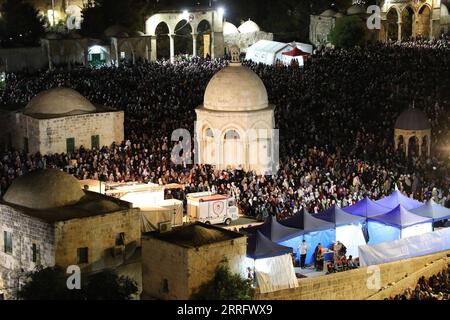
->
<box><xmin>51</xmin><ymin>0</ymin><xmax>56</xmax><ymax>27</ymax></box>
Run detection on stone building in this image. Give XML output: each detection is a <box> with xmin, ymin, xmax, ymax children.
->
<box><xmin>394</xmin><ymin>107</ymin><xmax>431</xmax><ymax>157</ymax></box>
<box><xmin>0</xmin><ymin>169</ymin><xmax>141</xmax><ymax>299</ymax></box>
<box><xmin>195</xmin><ymin>48</ymin><xmax>277</xmax><ymax>175</ymax></box>
<box><xmin>223</xmin><ymin>20</ymin><xmax>274</xmax><ymax>54</ymax></box>
<box><xmin>310</xmin><ymin>1</ymin><xmax>450</xmax><ymax>46</ymax></box>
<box><xmin>379</xmin><ymin>0</ymin><xmax>450</xmax><ymax>42</ymax></box>
<box><xmin>145</xmin><ymin>8</ymin><xmax>225</xmax><ymax>63</ymax></box>
<box><xmin>28</xmin><ymin>0</ymin><xmax>86</xmax><ymax>27</ymax></box>
<box><xmin>141</xmin><ymin>223</ymin><xmax>247</xmax><ymax>300</ymax></box>
<box><xmin>1</xmin><ymin>87</ymin><xmax>124</xmax><ymax>155</ymax></box>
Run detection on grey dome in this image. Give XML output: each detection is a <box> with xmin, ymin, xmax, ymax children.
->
<box><xmin>320</xmin><ymin>9</ymin><xmax>337</xmax><ymax>17</ymax></box>
<box><xmin>24</xmin><ymin>88</ymin><xmax>96</xmax><ymax>116</ymax></box>
<box><xmin>3</xmin><ymin>169</ymin><xmax>85</xmax><ymax>210</ymax></box>
<box><xmin>395</xmin><ymin>108</ymin><xmax>431</xmax><ymax>130</ymax></box>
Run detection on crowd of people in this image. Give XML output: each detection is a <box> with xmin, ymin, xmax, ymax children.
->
<box><xmin>0</xmin><ymin>38</ymin><xmax>449</xmax><ymax>219</ymax></box>
<box><xmin>387</xmin><ymin>267</ymin><xmax>450</xmax><ymax>300</ymax></box>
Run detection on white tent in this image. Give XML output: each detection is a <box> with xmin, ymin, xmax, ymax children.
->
<box><xmin>245</xmin><ymin>40</ymin><xmax>290</xmax><ymax>65</ymax></box>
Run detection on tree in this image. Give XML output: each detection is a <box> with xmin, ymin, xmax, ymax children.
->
<box><xmin>329</xmin><ymin>15</ymin><xmax>366</xmax><ymax>48</ymax></box>
<box><xmin>84</xmin><ymin>269</ymin><xmax>138</xmax><ymax>300</ymax></box>
<box><xmin>81</xmin><ymin>0</ymin><xmax>152</xmax><ymax>38</ymax></box>
<box><xmin>18</xmin><ymin>267</ymin><xmax>138</xmax><ymax>300</ymax></box>
<box><xmin>17</xmin><ymin>267</ymin><xmax>84</xmax><ymax>300</ymax></box>
<box><xmin>0</xmin><ymin>0</ymin><xmax>45</xmax><ymax>48</ymax></box>
<box><xmin>192</xmin><ymin>264</ymin><xmax>255</xmax><ymax>300</ymax></box>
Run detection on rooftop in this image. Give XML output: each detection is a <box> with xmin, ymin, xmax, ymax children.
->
<box><xmin>143</xmin><ymin>223</ymin><xmax>245</xmax><ymax>248</ymax></box>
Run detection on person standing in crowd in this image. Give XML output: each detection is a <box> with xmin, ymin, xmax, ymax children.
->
<box><xmin>315</xmin><ymin>243</ymin><xmax>324</xmax><ymax>271</ymax></box>
<box><xmin>299</xmin><ymin>240</ymin><xmax>307</xmax><ymax>269</ymax></box>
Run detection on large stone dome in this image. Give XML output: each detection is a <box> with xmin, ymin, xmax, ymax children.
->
<box><xmin>395</xmin><ymin>108</ymin><xmax>430</xmax><ymax>130</ymax></box>
<box><xmin>3</xmin><ymin>169</ymin><xmax>85</xmax><ymax>210</ymax></box>
<box><xmin>238</xmin><ymin>19</ymin><xmax>260</xmax><ymax>33</ymax></box>
<box><xmin>203</xmin><ymin>64</ymin><xmax>269</xmax><ymax>112</ymax></box>
<box><xmin>24</xmin><ymin>88</ymin><xmax>96</xmax><ymax>116</ymax></box>
<box><xmin>223</xmin><ymin>21</ymin><xmax>239</xmax><ymax>35</ymax></box>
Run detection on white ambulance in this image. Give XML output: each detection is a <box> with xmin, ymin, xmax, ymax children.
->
<box><xmin>187</xmin><ymin>193</ymin><xmax>239</xmax><ymax>225</ymax></box>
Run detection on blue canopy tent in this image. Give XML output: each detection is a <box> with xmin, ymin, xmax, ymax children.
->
<box><xmin>244</xmin><ymin>216</ymin><xmax>303</xmax><ymax>242</ymax></box>
<box><xmin>302</xmin><ymin>212</ymin><xmax>335</xmax><ymax>265</ymax></box>
<box><xmin>279</xmin><ymin>211</ymin><xmax>335</xmax><ymax>265</ymax></box>
<box><xmin>247</xmin><ymin>231</ymin><xmax>293</xmax><ymax>259</ymax></box>
<box><xmin>342</xmin><ymin>197</ymin><xmax>390</xmax><ymax>218</ymax></box>
<box><xmin>246</xmin><ymin>231</ymin><xmax>299</xmax><ymax>293</ymax></box>
<box><xmin>375</xmin><ymin>190</ymin><xmax>423</xmax><ymax>210</ymax></box>
<box><xmin>314</xmin><ymin>205</ymin><xmax>367</xmax><ymax>258</ymax></box>
<box><xmin>368</xmin><ymin>205</ymin><xmax>433</xmax><ymax>245</ymax></box>
<box><xmin>410</xmin><ymin>199</ymin><xmax>450</xmax><ymax>223</ymax></box>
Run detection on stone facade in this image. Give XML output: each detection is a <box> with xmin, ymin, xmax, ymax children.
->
<box><xmin>255</xmin><ymin>250</ymin><xmax>450</xmax><ymax>300</ymax></box>
<box><xmin>379</xmin><ymin>0</ymin><xmax>449</xmax><ymax>42</ymax></box>
<box><xmin>6</xmin><ymin>109</ymin><xmax>124</xmax><ymax>155</ymax></box>
<box><xmin>0</xmin><ymin>204</ymin><xmax>55</xmax><ymax>299</ymax></box>
<box><xmin>146</xmin><ymin>8</ymin><xmax>225</xmax><ymax>63</ymax></box>
<box><xmin>310</xmin><ymin>15</ymin><xmax>337</xmax><ymax>47</ymax></box>
<box><xmin>196</xmin><ymin>107</ymin><xmax>276</xmax><ymax>174</ymax></box>
<box><xmin>0</xmin><ymin>191</ymin><xmax>141</xmax><ymax>299</ymax></box>
<box><xmin>141</xmin><ymin>227</ymin><xmax>247</xmax><ymax>300</ymax></box>
<box><xmin>53</xmin><ymin>207</ymin><xmax>141</xmax><ymax>271</ymax></box>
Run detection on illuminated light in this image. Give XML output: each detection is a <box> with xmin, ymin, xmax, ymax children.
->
<box><xmin>88</xmin><ymin>45</ymin><xmax>105</xmax><ymax>54</ymax></box>
<box><xmin>218</xmin><ymin>7</ymin><xmax>225</xmax><ymax>16</ymax></box>
<box><xmin>182</xmin><ymin>10</ymin><xmax>189</xmax><ymax>19</ymax></box>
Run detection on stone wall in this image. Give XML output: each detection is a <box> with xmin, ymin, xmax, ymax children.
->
<box><xmin>0</xmin><ymin>47</ymin><xmax>47</xmax><ymax>72</ymax></box>
<box><xmin>53</xmin><ymin>207</ymin><xmax>140</xmax><ymax>271</ymax></box>
<box><xmin>141</xmin><ymin>238</ymin><xmax>189</xmax><ymax>300</ymax></box>
<box><xmin>12</xmin><ymin>110</ymin><xmax>124</xmax><ymax>155</ymax></box>
<box><xmin>141</xmin><ymin>236</ymin><xmax>247</xmax><ymax>300</ymax></box>
<box><xmin>0</xmin><ymin>204</ymin><xmax>55</xmax><ymax>299</ymax></box>
<box><xmin>367</xmin><ymin>256</ymin><xmax>448</xmax><ymax>300</ymax></box>
<box><xmin>309</xmin><ymin>15</ymin><xmax>336</xmax><ymax>47</ymax></box>
<box><xmin>187</xmin><ymin>236</ymin><xmax>248</xmax><ymax>297</ymax></box>
<box><xmin>255</xmin><ymin>250</ymin><xmax>450</xmax><ymax>300</ymax></box>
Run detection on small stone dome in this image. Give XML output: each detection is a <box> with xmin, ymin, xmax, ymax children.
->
<box><xmin>395</xmin><ymin>108</ymin><xmax>430</xmax><ymax>130</ymax></box>
<box><xmin>238</xmin><ymin>19</ymin><xmax>260</xmax><ymax>33</ymax></box>
<box><xmin>347</xmin><ymin>5</ymin><xmax>366</xmax><ymax>15</ymax></box>
<box><xmin>132</xmin><ymin>31</ymin><xmax>145</xmax><ymax>36</ymax></box>
<box><xmin>334</xmin><ymin>12</ymin><xmax>345</xmax><ymax>18</ymax></box>
<box><xmin>223</xmin><ymin>21</ymin><xmax>239</xmax><ymax>35</ymax></box>
<box><xmin>3</xmin><ymin>169</ymin><xmax>85</xmax><ymax>210</ymax></box>
<box><xmin>320</xmin><ymin>9</ymin><xmax>337</xmax><ymax>17</ymax></box>
<box><xmin>203</xmin><ymin>64</ymin><xmax>269</xmax><ymax>112</ymax></box>
<box><xmin>24</xmin><ymin>88</ymin><xmax>96</xmax><ymax>116</ymax></box>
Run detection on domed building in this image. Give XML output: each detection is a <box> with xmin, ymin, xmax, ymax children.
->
<box><xmin>4</xmin><ymin>87</ymin><xmax>124</xmax><ymax>155</ymax></box>
<box><xmin>0</xmin><ymin>169</ymin><xmax>140</xmax><ymax>300</ymax></box>
<box><xmin>195</xmin><ymin>47</ymin><xmax>276</xmax><ymax>175</ymax></box>
<box><xmin>238</xmin><ymin>19</ymin><xmax>261</xmax><ymax>33</ymax></box>
<box><xmin>394</xmin><ymin>106</ymin><xmax>431</xmax><ymax>157</ymax></box>
<box><xmin>223</xmin><ymin>21</ymin><xmax>239</xmax><ymax>35</ymax></box>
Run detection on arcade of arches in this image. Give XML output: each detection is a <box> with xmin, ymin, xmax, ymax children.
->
<box><xmin>145</xmin><ymin>9</ymin><xmax>225</xmax><ymax>63</ymax></box>
<box><xmin>382</xmin><ymin>0</ymin><xmax>443</xmax><ymax>42</ymax></box>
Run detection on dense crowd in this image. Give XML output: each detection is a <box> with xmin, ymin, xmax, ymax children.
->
<box><xmin>0</xmin><ymin>38</ymin><xmax>450</xmax><ymax>218</ymax></box>
<box><xmin>387</xmin><ymin>267</ymin><xmax>450</xmax><ymax>300</ymax></box>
